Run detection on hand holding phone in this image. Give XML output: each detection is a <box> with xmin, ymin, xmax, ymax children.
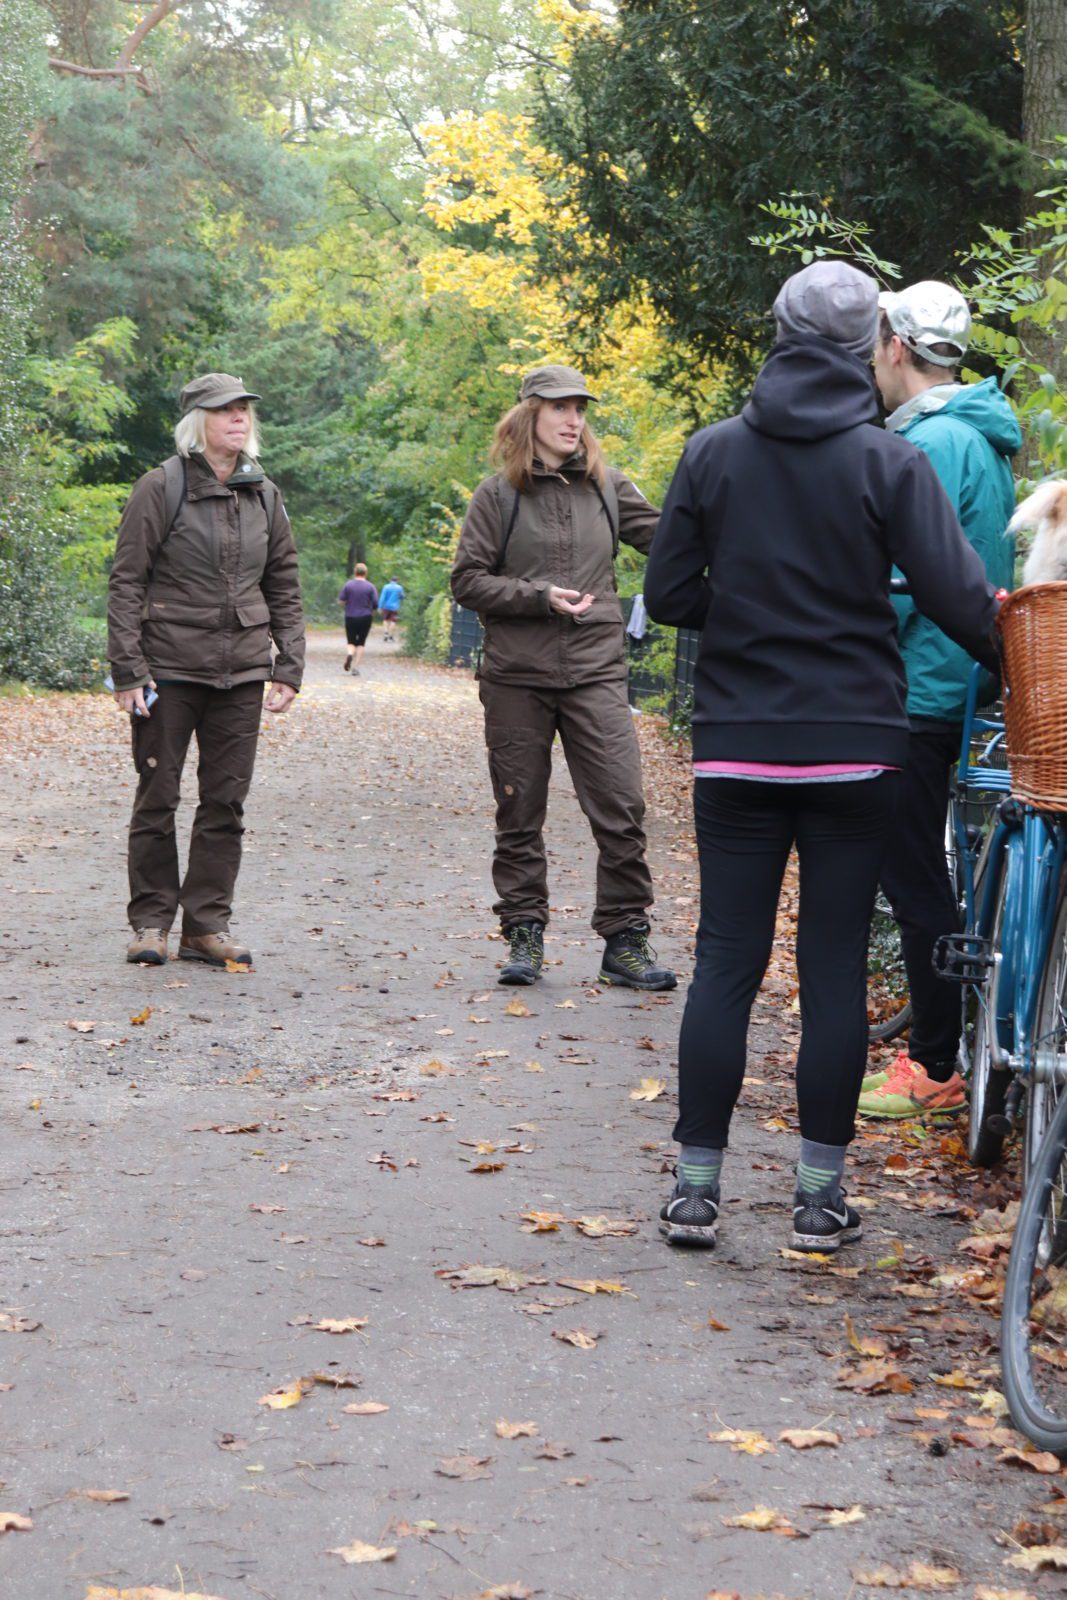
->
<box><xmin>105</xmin><ymin>674</ymin><xmax>158</xmax><ymax>717</ymax></box>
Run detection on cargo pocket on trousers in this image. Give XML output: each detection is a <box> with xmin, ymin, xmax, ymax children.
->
<box><xmin>130</xmin><ymin>715</ymin><xmax>158</xmax><ymax>777</ymax></box>
<box><xmin>485</xmin><ymin>726</ymin><xmax>517</xmax><ymax>805</ymax></box>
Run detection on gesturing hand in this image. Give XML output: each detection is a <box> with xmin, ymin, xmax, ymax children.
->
<box><xmin>549</xmin><ymin>587</ymin><xmax>595</xmax><ymax>617</ymax></box>
<box><xmin>114</xmin><ymin>681</ymin><xmax>155</xmax><ymax>717</ymax></box>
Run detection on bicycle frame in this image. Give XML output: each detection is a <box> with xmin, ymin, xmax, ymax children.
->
<box><xmin>956</xmin><ymin>665</ymin><xmax>1067</xmax><ymax>1092</ymax></box>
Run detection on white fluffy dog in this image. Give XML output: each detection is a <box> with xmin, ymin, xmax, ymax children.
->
<box><xmin>1012</xmin><ymin>481</ymin><xmax>1067</xmax><ymax>586</ymax></box>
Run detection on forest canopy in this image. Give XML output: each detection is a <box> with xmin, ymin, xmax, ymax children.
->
<box><xmin>1</xmin><ymin>0</ymin><xmax>1064</xmax><ymax>684</ymax></box>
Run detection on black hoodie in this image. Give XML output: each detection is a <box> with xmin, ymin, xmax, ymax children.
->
<box><xmin>643</xmin><ymin>336</ymin><xmax>999</xmax><ymax>767</ymax></box>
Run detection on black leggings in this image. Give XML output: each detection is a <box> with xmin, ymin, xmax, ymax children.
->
<box><xmin>674</xmin><ymin>773</ymin><xmax>901</xmax><ymax>1150</ymax></box>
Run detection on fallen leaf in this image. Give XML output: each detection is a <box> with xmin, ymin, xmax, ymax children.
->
<box><xmin>71</xmin><ymin>1489</ymin><xmax>129</xmax><ymax>1503</ymax></box>
<box><xmin>468</xmin><ymin>1161</ymin><xmax>507</xmax><ymax>1174</ymax></box>
<box><xmin>216</xmin><ymin>1434</ymin><xmax>246</xmax><ymax>1451</ymax></box>
<box><xmin>128</xmin><ymin>1007</ymin><xmax>153</xmax><ymax>1026</ymax></box>
<box><xmin>495</xmin><ymin>1419</ymin><xmax>538</xmax><ymax>1439</ymax></box>
<box><xmin>931</xmin><ymin>1370</ymin><xmax>981</xmax><ymax>1391</ymax></box>
<box><xmin>248</xmin><ymin>1203</ymin><xmax>285</xmax><ymax>1214</ymax></box>
<box><xmin>419</xmin><ymin>1058</ymin><xmax>455</xmax><ymax>1076</ymax></box>
<box><xmin>708</xmin><ymin>1427</ymin><xmax>775</xmax><ymax>1457</ymax></box>
<box><xmin>721</xmin><ymin>1504</ymin><xmax>798</xmax><ymax>1535</ymax></box>
<box><xmin>844</xmin><ymin>1313</ymin><xmax>886</xmax><ymax>1357</ymax></box>
<box><xmin>974</xmin><ymin>1589</ymin><xmax>1039</xmax><ymax>1600</ymax></box>
<box><xmin>326</xmin><ymin>1539</ymin><xmax>397</xmax><ymax>1564</ymax></box>
<box><xmin>0</xmin><ymin>1513</ymin><xmax>32</xmax><ymax>1532</ymax></box>
<box><xmin>0</xmin><ymin>1312</ymin><xmax>40</xmax><ymax>1334</ymax></box>
<box><xmin>258</xmin><ymin>1377</ymin><xmax>313</xmax><ymax>1409</ymax></box>
<box><xmin>519</xmin><ymin>1210</ymin><xmax>565</xmax><ymax>1233</ymax></box>
<box><xmin>223</xmin><ymin>958</ymin><xmax>252</xmax><ymax>972</ymax></box>
<box><xmin>820</xmin><ymin>1504</ymin><xmax>865</xmax><ymax>1525</ymax></box>
<box><xmin>555</xmin><ymin>1278</ymin><xmax>633</xmax><ymax>1297</ymax></box>
<box><xmin>536</xmin><ymin>1440</ymin><xmax>574</xmax><ymax>1459</ymax></box>
<box><xmin>837</xmin><ymin>1358</ymin><xmax>913</xmax><ymax>1395</ymax></box>
<box><xmin>572</xmin><ymin>1215</ymin><xmax>638</xmax><ymax>1238</ymax></box>
<box><xmin>343</xmin><ymin>1401</ymin><xmax>389</xmax><ymax>1415</ymax></box>
<box><xmin>998</xmin><ymin>1448</ymin><xmax>1063</xmax><ymax>1474</ymax></box>
<box><xmin>853</xmin><ymin>1561</ymin><xmax>961</xmax><ymax>1588</ymax></box>
<box><xmin>503</xmin><ymin>998</ymin><xmax>531</xmax><ymax>1017</ymax></box>
<box><xmin>552</xmin><ymin>1328</ymin><xmax>600</xmax><ymax>1349</ymax></box>
<box><xmin>779</xmin><ymin>1428</ymin><xmax>841</xmax><ymax>1449</ymax></box>
<box><xmin>312</xmin><ymin>1317</ymin><xmax>367</xmax><ymax>1334</ymax></box>
<box><xmin>310</xmin><ymin>1371</ymin><xmax>360</xmax><ymax>1388</ymax></box>
<box><xmin>630</xmin><ymin>1077</ymin><xmax>666</xmax><ymax>1101</ymax></box>
<box><xmin>478</xmin><ymin>1588</ymin><xmax>533</xmax><ymax>1600</ymax></box>
<box><xmin>1004</xmin><ymin>1547</ymin><xmax>1067</xmax><ymax>1573</ymax></box>
<box><xmin>358</xmin><ymin>1236</ymin><xmax>385</xmax><ymax>1248</ymax></box>
<box><xmin>437</xmin><ymin>1265</ymin><xmax>545</xmax><ymax>1292</ymax></box>
<box><xmin>436</xmin><ymin>1453</ymin><xmax>493</xmax><ymax>1480</ymax></box>
<box><xmin>84</xmin><ymin>1590</ymin><xmax>228</xmax><ymax>1600</ymax></box>
<box><xmin>65</xmin><ymin>1020</ymin><xmax>95</xmax><ymax>1033</ymax></box>
<box><xmin>706</xmin><ymin>1314</ymin><xmax>731</xmax><ymax>1331</ymax></box>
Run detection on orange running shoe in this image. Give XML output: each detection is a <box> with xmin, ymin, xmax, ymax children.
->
<box><xmin>857</xmin><ymin>1052</ymin><xmax>966</xmax><ymax>1119</ymax></box>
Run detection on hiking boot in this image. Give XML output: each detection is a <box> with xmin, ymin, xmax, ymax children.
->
<box><xmin>499</xmin><ymin>922</ymin><xmax>544</xmax><ymax>985</ymax></box>
<box><xmin>660</xmin><ymin>1174</ymin><xmax>719</xmax><ymax>1248</ymax></box>
<box><xmin>792</xmin><ymin>1190</ymin><xmax>862</xmax><ymax>1253</ymax></box>
<box><xmin>857</xmin><ymin>1052</ymin><xmax>966</xmax><ymax>1119</ymax></box>
<box><xmin>599</xmin><ymin>923</ymin><xmax>677</xmax><ymax>991</ymax></box>
<box><xmin>127</xmin><ymin>928</ymin><xmax>168</xmax><ymax>965</ymax></box>
<box><xmin>179</xmin><ymin>932</ymin><xmax>253</xmax><ymax>968</ymax></box>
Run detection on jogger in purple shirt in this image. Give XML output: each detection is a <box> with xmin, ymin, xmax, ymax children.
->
<box><xmin>338</xmin><ymin>563</ymin><xmax>378</xmax><ymax>675</ymax></box>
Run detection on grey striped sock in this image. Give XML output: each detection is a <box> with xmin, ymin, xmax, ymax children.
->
<box><xmin>678</xmin><ymin>1144</ymin><xmax>724</xmax><ymax>1187</ymax></box>
<box><xmin>796</xmin><ymin>1138</ymin><xmax>846</xmax><ymax>1199</ymax></box>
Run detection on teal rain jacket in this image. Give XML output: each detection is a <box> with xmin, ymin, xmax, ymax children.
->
<box><xmin>890</xmin><ymin>377</ymin><xmax>1021</xmax><ymax>720</ymax></box>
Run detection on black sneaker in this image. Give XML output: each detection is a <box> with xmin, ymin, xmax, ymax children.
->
<box><xmin>659</xmin><ymin>1176</ymin><xmax>719</xmax><ymax>1248</ymax></box>
<box><xmin>499</xmin><ymin>921</ymin><xmax>544</xmax><ymax>985</ymax></box>
<box><xmin>599</xmin><ymin>923</ymin><xmax>677</xmax><ymax>991</ymax></box>
<box><xmin>791</xmin><ymin>1190</ymin><xmax>862</xmax><ymax>1253</ymax></box>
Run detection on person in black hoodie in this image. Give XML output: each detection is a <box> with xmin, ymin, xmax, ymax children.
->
<box><xmin>643</xmin><ymin>261</ymin><xmax>999</xmax><ymax>1254</ymax></box>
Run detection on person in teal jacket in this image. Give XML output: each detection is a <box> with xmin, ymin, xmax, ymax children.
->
<box><xmin>862</xmin><ymin>280</ymin><xmax>1021</xmax><ymax>1119</ymax></box>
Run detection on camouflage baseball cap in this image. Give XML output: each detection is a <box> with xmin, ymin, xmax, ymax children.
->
<box><xmin>179</xmin><ymin>372</ymin><xmax>261</xmax><ymax>415</ymax></box>
<box><xmin>519</xmin><ymin>365</ymin><xmax>599</xmax><ymax>402</ymax></box>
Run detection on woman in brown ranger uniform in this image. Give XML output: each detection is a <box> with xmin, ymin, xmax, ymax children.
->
<box><xmin>451</xmin><ymin>364</ymin><xmax>675</xmax><ymax>992</ymax></box>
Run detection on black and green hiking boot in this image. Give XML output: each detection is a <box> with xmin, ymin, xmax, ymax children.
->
<box><xmin>499</xmin><ymin>921</ymin><xmax>544</xmax><ymax>986</ymax></box>
<box><xmin>599</xmin><ymin>922</ymin><xmax>677</xmax><ymax>991</ymax></box>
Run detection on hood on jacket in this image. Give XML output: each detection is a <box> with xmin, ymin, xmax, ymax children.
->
<box><xmin>742</xmin><ymin>334</ymin><xmax>881</xmax><ymax>442</ymax></box>
<box><xmin>185</xmin><ymin>451</ymin><xmax>266</xmax><ymax>495</ymax></box>
<box><xmin>930</xmin><ymin>376</ymin><xmax>1022</xmax><ymax>458</ymax></box>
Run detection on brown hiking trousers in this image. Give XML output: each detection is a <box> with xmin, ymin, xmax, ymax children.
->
<box><xmin>127</xmin><ymin>680</ymin><xmax>264</xmax><ymax>934</ymax></box>
<box><xmin>478</xmin><ymin>677</ymin><xmax>654</xmax><ymax>937</ymax></box>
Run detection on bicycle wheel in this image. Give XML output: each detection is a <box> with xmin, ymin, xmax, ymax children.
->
<box><xmin>1001</xmin><ymin>1088</ymin><xmax>1067</xmax><ymax>1456</ymax></box>
<box><xmin>967</xmin><ymin>845</ymin><xmax>1011</xmax><ymax>1168</ymax></box>
<box><xmin>1025</xmin><ymin>883</ymin><xmax>1067</xmax><ymax>1186</ymax></box>
<box><xmin>867</xmin><ymin>891</ymin><xmax>911</xmax><ymax>1044</ymax></box>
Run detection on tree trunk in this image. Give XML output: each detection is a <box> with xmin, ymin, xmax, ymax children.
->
<box><xmin>1024</xmin><ymin>0</ymin><xmax>1067</xmax><ymax>381</ymax></box>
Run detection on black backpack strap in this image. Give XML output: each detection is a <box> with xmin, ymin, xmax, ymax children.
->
<box><xmin>592</xmin><ymin>473</ymin><xmax>619</xmax><ymax>558</ymax></box>
<box><xmin>493</xmin><ymin>475</ymin><xmax>522</xmax><ymax>574</ymax></box>
<box><xmin>161</xmin><ymin>454</ymin><xmax>187</xmax><ymax>542</ymax></box>
<box><xmin>258</xmin><ymin>480</ymin><xmax>277</xmax><ymax>528</ymax></box>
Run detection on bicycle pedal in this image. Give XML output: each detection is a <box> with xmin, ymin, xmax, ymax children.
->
<box><xmin>932</xmin><ymin>932</ymin><xmax>994</xmax><ymax>983</ymax></box>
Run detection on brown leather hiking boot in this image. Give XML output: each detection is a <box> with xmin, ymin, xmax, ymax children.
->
<box><xmin>178</xmin><ymin>932</ymin><xmax>253</xmax><ymax>968</ymax></box>
<box><xmin>127</xmin><ymin>928</ymin><xmax>168</xmax><ymax>965</ymax></box>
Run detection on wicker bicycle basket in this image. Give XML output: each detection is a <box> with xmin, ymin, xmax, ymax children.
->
<box><xmin>997</xmin><ymin>581</ymin><xmax>1067</xmax><ymax>810</ymax></box>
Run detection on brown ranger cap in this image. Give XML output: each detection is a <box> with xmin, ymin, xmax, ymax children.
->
<box><xmin>519</xmin><ymin>364</ymin><xmax>599</xmax><ymax>402</ymax></box>
<box><xmin>179</xmin><ymin>371</ymin><xmax>261</xmax><ymax>415</ymax></box>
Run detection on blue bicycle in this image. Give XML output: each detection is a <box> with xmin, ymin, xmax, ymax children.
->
<box><xmin>937</xmin><ymin>664</ymin><xmax>1067</xmax><ymax>1453</ymax></box>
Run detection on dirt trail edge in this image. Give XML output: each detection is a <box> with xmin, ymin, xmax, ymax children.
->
<box><xmin>0</xmin><ymin>633</ymin><xmax>1055</xmax><ymax>1600</ymax></box>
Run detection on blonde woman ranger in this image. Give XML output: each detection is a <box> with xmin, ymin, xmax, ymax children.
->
<box><xmin>108</xmin><ymin>372</ymin><xmax>306</xmax><ymax>969</ymax></box>
<box><xmin>451</xmin><ymin>364</ymin><xmax>676</xmax><ymax>990</ymax></box>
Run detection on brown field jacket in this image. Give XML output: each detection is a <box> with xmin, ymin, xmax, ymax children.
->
<box><xmin>108</xmin><ymin>453</ymin><xmax>305</xmax><ymax>692</ymax></box>
<box><xmin>450</xmin><ymin>459</ymin><xmax>659</xmax><ymax>687</ymax></box>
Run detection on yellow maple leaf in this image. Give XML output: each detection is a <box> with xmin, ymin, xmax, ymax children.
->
<box><xmin>629</xmin><ymin>1077</ymin><xmax>666</xmax><ymax>1102</ymax></box>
